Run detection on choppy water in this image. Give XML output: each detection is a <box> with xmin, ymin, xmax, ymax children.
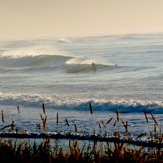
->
<box><xmin>0</xmin><ymin>34</ymin><xmax>163</xmax><ymax>136</ymax></box>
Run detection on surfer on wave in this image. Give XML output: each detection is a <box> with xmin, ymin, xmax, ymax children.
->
<box><xmin>92</xmin><ymin>62</ymin><xmax>96</xmax><ymax>72</ymax></box>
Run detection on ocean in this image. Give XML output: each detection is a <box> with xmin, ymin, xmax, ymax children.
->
<box><xmin>0</xmin><ymin>34</ymin><xmax>163</xmax><ymax>137</ymax></box>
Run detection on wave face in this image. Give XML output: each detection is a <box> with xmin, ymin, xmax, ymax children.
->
<box><xmin>0</xmin><ymin>46</ymin><xmax>71</xmax><ymax>72</ymax></box>
<box><xmin>0</xmin><ymin>54</ymin><xmax>71</xmax><ymax>73</ymax></box>
<box><xmin>0</xmin><ymin>43</ymin><xmax>117</xmax><ymax>74</ymax></box>
<box><xmin>65</xmin><ymin>58</ymin><xmax>118</xmax><ymax>73</ymax></box>
<box><xmin>0</xmin><ymin>54</ymin><xmax>116</xmax><ymax>74</ymax></box>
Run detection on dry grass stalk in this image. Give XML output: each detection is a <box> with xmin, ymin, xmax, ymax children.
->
<box><xmin>121</xmin><ymin>119</ymin><xmax>125</xmax><ymax>126</ymax></box>
<box><xmin>11</xmin><ymin>119</ymin><xmax>15</xmax><ymax>130</ymax></box>
<box><xmin>89</xmin><ymin>102</ymin><xmax>93</xmax><ymax>115</ymax></box>
<box><xmin>101</xmin><ymin>120</ymin><xmax>106</xmax><ymax>128</ymax></box>
<box><xmin>154</xmin><ymin>124</ymin><xmax>158</xmax><ymax>139</ymax></box>
<box><xmin>73</xmin><ymin>140</ymin><xmax>78</xmax><ymax>149</ymax></box>
<box><xmin>99</xmin><ymin>123</ymin><xmax>102</xmax><ymax>129</ymax></box>
<box><xmin>43</xmin><ymin>116</ymin><xmax>47</xmax><ymax>129</ymax></box>
<box><xmin>154</xmin><ymin>124</ymin><xmax>157</xmax><ymax>133</ymax></box>
<box><xmin>17</xmin><ymin>106</ymin><xmax>20</xmax><ymax>114</ymax></box>
<box><xmin>36</xmin><ymin>124</ymin><xmax>41</xmax><ymax>130</ymax></box>
<box><xmin>125</xmin><ymin>121</ymin><xmax>128</xmax><ymax>132</ymax></box>
<box><xmin>107</xmin><ymin>116</ymin><xmax>113</xmax><ymax>124</ymax></box>
<box><xmin>144</xmin><ymin>111</ymin><xmax>151</xmax><ymax>136</ymax></box>
<box><xmin>121</xmin><ymin>120</ymin><xmax>128</xmax><ymax>132</ymax></box>
<box><xmin>65</xmin><ymin>118</ymin><xmax>69</xmax><ymax>127</ymax></box>
<box><xmin>1</xmin><ymin>110</ymin><xmax>4</xmax><ymax>123</ymax></box>
<box><xmin>113</xmin><ymin>120</ymin><xmax>117</xmax><ymax>127</ymax></box>
<box><xmin>43</xmin><ymin>118</ymin><xmax>46</xmax><ymax>129</ymax></box>
<box><xmin>56</xmin><ymin>112</ymin><xmax>59</xmax><ymax>125</ymax></box>
<box><xmin>144</xmin><ymin>111</ymin><xmax>149</xmax><ymax>123</ymax></box>
<box><xmin>40</xmin><ymin>114</ymin><xmax>47</xmax><ymax>129</ymax></box>
<box><xmin>74</xmin><ymin>124</ymin><xmax>78</xmax><ymax>132</ymax></box>
<box><xmin>116</xmin><ymin>110</ymin><xmax>120</xmax><ymax>122</ymax></box>
<box><xmin>42</xmin><ymin>103</ymin><xmax>46</xmax><ymax>114</ymax></box>
<box><xmin>56</xmin><ymin>112</ymin><xmax>59</xmax><ymax>133</ymax></box>
<box><xmin>93</xmin><ymin>141</ymin><xmax>97</xmax><ymax>150</ymax></box>
<box><xmin>150</xmin><ymin>113</ymin><xmax>159</xmax><ymax>126</ymax></box>
<box><xmin>40</xmin><ymin>114</ymin><xmax>43</xmax><ymax>121</ymax></box>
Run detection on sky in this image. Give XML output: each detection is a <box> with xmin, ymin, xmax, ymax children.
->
<box><xmin>1</xmin><ymin>0</ymin><xmax>163</xmax><ymax>40</ymax></box>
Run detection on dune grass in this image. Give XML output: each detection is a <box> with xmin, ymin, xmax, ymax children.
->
<box><xmin>1</xmin><ymin>137</ymin><xmax>163</xmax><ymax>163</ymax></box>
<box><xmin>1</xmin><ymin>103</ymin><xmax>163</xmax><ymax>162</ymax></box>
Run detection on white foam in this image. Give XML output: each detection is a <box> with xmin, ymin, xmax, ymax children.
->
<box><xmin>1</xmin><ymin>45</ymin><xmax>68</xmax><ymax>58</ymax></box>
<box><xmin>0</xmin><ymin>91</ymin><xmax>163</xmax><ymax>113</ymax></box>
<box><xmin>65</xmin><ymin>57</ymin><xmax>94</xmax><ymax>65</ymax></box>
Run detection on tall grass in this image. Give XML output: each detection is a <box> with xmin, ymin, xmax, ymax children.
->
<box><xmin>0</xmin><ymin>137</ymin><xmax>163</xmax><ymax>163</ymax></box>
<box><xmin>1</xmin><ymin>103</ymin><xmax>163</xmax><ymax>162</ymax></box>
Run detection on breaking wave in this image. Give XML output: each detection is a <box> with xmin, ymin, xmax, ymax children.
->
<box><xmin>0</xmin><ymin>92</ymin><xmax>163</xmax><ymax>114</ymax></box>
<box><xmin>0</xmin><ymin>49</ymin><xmax>118</xmax><ymax>73</ymax></box>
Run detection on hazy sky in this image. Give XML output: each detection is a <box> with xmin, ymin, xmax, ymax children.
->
<box><xmin>1</xmin><ymin>0</ymin><xmax>163</xmax><ymax>40</ymax></box>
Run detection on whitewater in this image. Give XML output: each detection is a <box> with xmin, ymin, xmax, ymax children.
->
<box><xmin>0</xmin><ymin>34</ymin><xmax>163</xmax><ymax>136</ymax></box>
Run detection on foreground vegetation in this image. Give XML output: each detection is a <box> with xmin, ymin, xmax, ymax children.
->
<box><xmin>1</xmin><ymin>137</ymin><xmax>163</xmax><ymax>163</ymax></box>
<box><xmin>1</xmin><ymin>103</ymin><xmax>163</xmax><ymax>162</ymax></box>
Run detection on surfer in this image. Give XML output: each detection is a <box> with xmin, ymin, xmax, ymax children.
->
<box><xmin>92</xmin><ymin>62</ymin><xmax>96</xmax><ymax>72</ymax></box>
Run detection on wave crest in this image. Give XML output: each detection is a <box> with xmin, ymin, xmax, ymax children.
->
<box><xmin>0</xmin><ymin>92</ymin><xmax>163</xmax><ymax>113</ymax></box>
<box><xmin>65</xmin><ymin>58</ymin><xmax>117</xmax><ymax>73</ymax></box>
